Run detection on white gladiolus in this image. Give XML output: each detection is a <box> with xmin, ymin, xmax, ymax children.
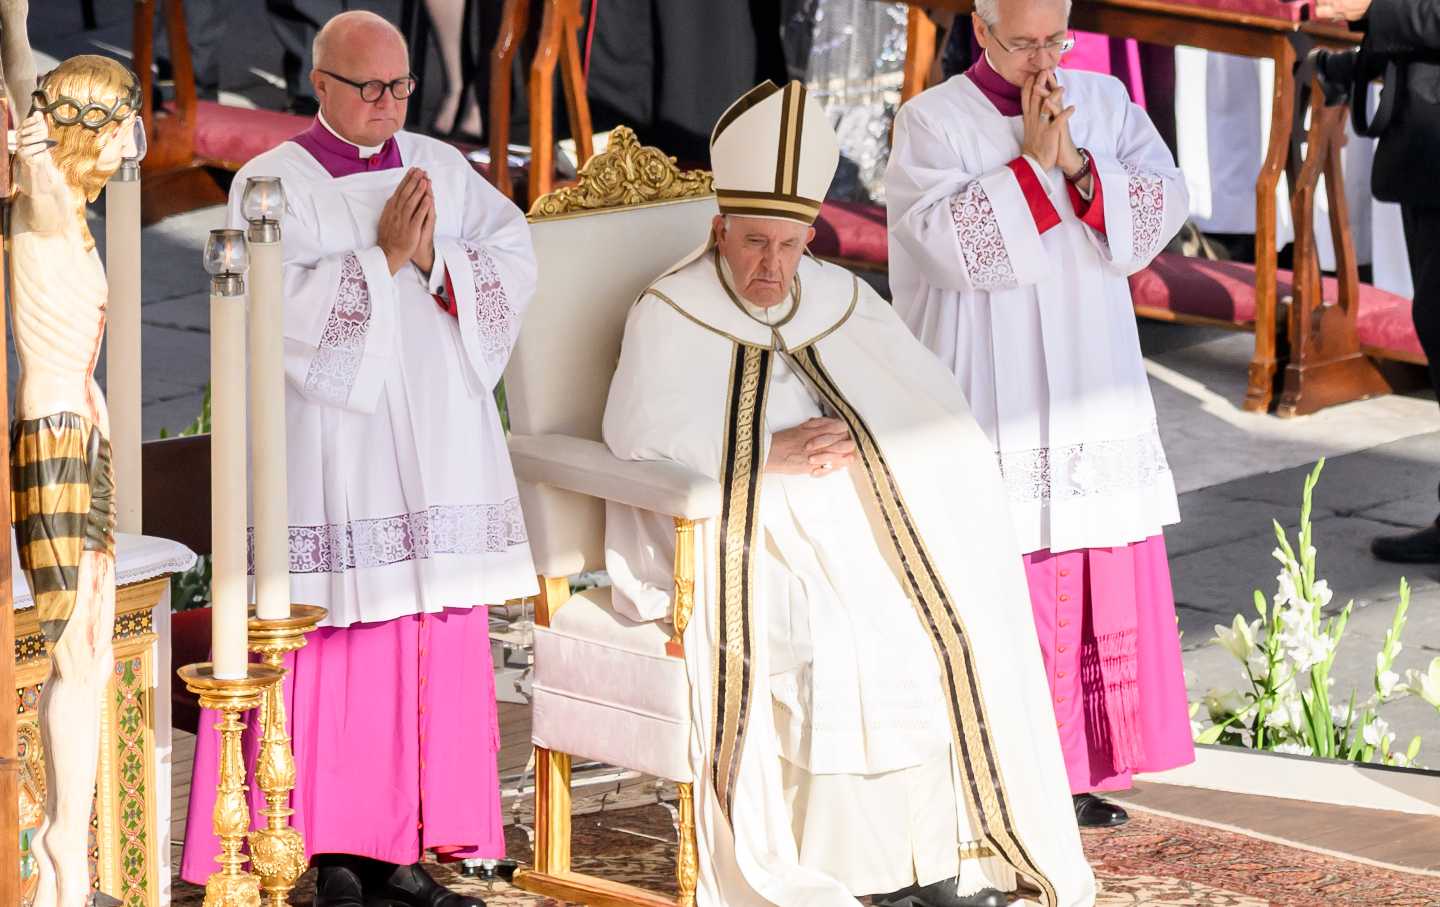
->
<box><xmin>1193</xmin><ymin>462</ymin><xmax>1426</xmax><ymax>765</ymax></box>
<box><xmin>1214</xmin><ymin>615</ymin><xmax>1258</xmax><ymax>662</ymax></box>
<box><xmin>1379</xmin><ymin>670</ymin><xmax>1402</xmax><ymax>699</ymax></box>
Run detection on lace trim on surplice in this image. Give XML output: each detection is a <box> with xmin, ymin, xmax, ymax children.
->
<box><xmin>997</xmin><ymin>425</ymin><xmax>1171</xmax><ymax>504</ymax></box>
<box><xmin>949</xmin><ymin>184</ymin><xmax>1020</xmax><ymax>290</ymax></box>
<box><xmin>303</xmin><ymin>253</ymin><xmax>373</xmax><ymax>405</ymax></box>
<box><xmin>284</xmin><ymin>498</ymin><xmax>529</xmax><ymax>574</ymax></box>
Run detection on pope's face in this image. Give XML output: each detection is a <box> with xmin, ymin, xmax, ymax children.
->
<box><xmin>974</xmin><ymin>0</ymin><xmax>1071</xmax><ymax>86</ymax></box>
<box><xmin>312</xmin><ymin>24</ymin><xmax>410</xmax><ymax>148</ymax></box>
<box><xmin>713</xmin><ymin>215</ymin><xmax>815</xmax><ymax>309</ymax></box>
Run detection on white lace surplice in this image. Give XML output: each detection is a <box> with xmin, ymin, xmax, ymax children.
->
<box><xmin>886</xmin><ymin>71</ymin><xmax>1185</xmax><ymax>555</ymax></box>
<box><xmin>229</xmin><ymin>133</ymin><xmax>538</xmax><ymax>626</ymax></box>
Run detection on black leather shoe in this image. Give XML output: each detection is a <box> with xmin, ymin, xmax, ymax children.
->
<box><xmin>367</xmin><ymin>862</ymin><xmax>485</xmax><ymax>907</ymax></box>
<box><xmin>313</xmin><ymin>862</ymin><xmax>367</xmax><ymax>907</ymax></box>
<box><xmin>873</xmin><ymin>877</ymin><xmax>1012</xmax><ymax>907</ymax></box>
<box><xmin>1073</xmin><ymin>793</ymin><xmax>1129</xmax><ymax>828</ymax></box>
<box><xmin>1371</xmin><ymin>522</ymin><xmax>1440</xmax><ymax>563</ymax></box>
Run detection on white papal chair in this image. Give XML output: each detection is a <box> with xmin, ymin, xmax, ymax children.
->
<box><xmin>504</xmin><ymin>127</ymin><xmax>718</xmax><ymax>907</ymax></box>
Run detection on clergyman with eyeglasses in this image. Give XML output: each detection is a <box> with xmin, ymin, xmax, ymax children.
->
<box><xmin>177</xmin><ymin>11</ymin><xmax>538</xmax><ymax>907</ymax></box>
<box><xmin>886</xmin><ymin>0</ymin><xmax>1196</xmax><ymax>834</ymax></box>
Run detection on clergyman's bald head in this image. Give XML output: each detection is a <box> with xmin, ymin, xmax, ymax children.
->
<box><xmin>312</xmin><ymin>10</ymin><xmax>408</xmax><ymax>72</ymax></box>
<box><xmin>309</xmin><ymin>10</ymin><xmax>412</xmax><ymax>147</ymax></box>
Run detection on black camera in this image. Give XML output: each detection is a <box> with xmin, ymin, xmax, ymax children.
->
<box><xmin>1303</xmin><ymin>46</ymin><xmax>1397</xmax><ymax>138</ymax></box>
<box><xmin>1312</xmin><ymin>48</ymin><xmax>1363</xmax><ymax>107</ymax></box>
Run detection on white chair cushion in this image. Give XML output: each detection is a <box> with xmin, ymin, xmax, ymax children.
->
<box><xmin>532</xmin><ymin>586</ymin><xmax>693</xmax><ymax>781</ymax></box>
<box><xmin>550</xmin><ymin>586</ymin><xmax>674</xmax><ymax>654</ymax></box>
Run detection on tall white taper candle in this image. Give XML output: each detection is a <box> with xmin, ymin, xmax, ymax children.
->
<box><xmin>105</xmin><ymin>160</ymin><xmax>142</xmax><ymax>534</ymax></box>
<box><xmin>243</xmin><ymin>176</ymin><xmax>290</xmax><ymax>621</ymax></box>
<box><xmin>206</xmin><ymin>229</ymin><xmax>250</xmax><ymax>679</ymax></box>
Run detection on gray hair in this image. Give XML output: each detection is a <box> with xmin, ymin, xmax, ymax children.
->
<box><xmin>312</xmin><ymin>10</ymin><xmax>408</xmax><ymax>71</ymax></box>
<box><xmin>974</xmin><ymin>0</ymin><xmax>1073</xmax><ymax>28</ymax></box>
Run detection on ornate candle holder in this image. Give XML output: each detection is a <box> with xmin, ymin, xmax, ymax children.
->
<box><xmin>245</xmin><ymin>604</ymin><xmax>327</xmax><ymax>907</ymax></box>
<box><xmin>178</xmin><ymin>663</ymin><xmax>285</xmax><ymax>907</ymax></box>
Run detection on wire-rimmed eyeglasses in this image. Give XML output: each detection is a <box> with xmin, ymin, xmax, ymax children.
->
<box><xmin>989</xmin><ymin>32</ymin><xmax>1077</xmax><ymax>59</ymax></box>
<box><xmin>316</xmin><ymin>69</ymin><xmax>417</xmax><ymax>103</ymax></box>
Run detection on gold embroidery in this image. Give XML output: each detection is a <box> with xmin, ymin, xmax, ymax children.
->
<box><xmin>710</xmin><ymin>345</ymin><xmax>770</xmax><ymax>818</ymax></box>
<box><xmin>790</xmin><ymin>346</ymin><xmax>1059</xmax><ymax>907</ymax></box>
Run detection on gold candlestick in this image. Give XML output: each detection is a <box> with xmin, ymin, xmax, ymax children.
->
<box><xmin>245</xmin><ymin>604</ymin><xmax>327</xmax><ymax>907</ymax></box>
<box><xmin>179</xmin><ymin>663</ymin><xmax>285</xmax><ymax>907</ymax></box>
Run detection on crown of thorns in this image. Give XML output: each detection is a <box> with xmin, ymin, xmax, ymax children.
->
<box><xmin>30</xmin><ymin>78</ymin><xmax>141</xmax><ymax>131</ymax></box>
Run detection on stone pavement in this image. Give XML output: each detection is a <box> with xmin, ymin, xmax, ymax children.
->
<box><xmin>30</xmin><ymin>0</ymin><xmax>1440</xmax><ymax>766</ymax></box>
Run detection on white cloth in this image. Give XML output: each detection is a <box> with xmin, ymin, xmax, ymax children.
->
<box><xmin>9</xmin><ymin>532</ymin><xmax>195</xmax><ymax>608</ymax></box>
<box><xmin>229</xmin><ymin>133</ymin><xmax>538</xmax><ymax>627</ymax></box>
<box><xmin>604</xmin><ymin>248</ymin><xmax>1095</xmax><ymax>906</ymax></box>
<box><xmin>780</xmin><ymin>750</ymin><xmax>1016</xmax><ymax>897</ymax></box>
<box><xmin>886</xmin><ymin>71</ymin><xmax>1182</xmax><ymax>555</ymax></box>
<box><xmin>1174</xmin><ymin>48</ymin><xmax>1413</xmax><ymax>297</ymax></box>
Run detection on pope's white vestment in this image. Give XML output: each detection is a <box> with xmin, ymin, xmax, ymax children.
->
<box><xmin>603</xmin><ymin>247</ymin><xmax>1096</xmax><ymax>907</ymax></box>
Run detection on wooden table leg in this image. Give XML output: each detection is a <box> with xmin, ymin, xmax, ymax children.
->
<box><xmin>1277</xmin><ymin>78</ymin><xmax>1389</xmax><ymax>416</ymax></box>
<box><xmin>1244</xmin><ymin>35</ymin><xmax>1298</xmax><ymax>413</ymax></box>
<box><xmin>488</xmin><ymin>0</ymin><xmax>529</xmax><ymax>200</ymax></box>
<box><xmin>902</xmin><ymin>8</ymin><xmax>938</xmax><ymax>105</ymax></box>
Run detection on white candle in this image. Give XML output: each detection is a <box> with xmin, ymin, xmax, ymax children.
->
<box><xmin>105</xmin><ymin>163</ymin><xmax>142</xmax><ymax>535</ymax></box>
<box><xmin>243</xmin><ymin>176</ymin><xmax>290</xmax><ymax>621</ymax></box>
<box><xmin>205</xmin><ymin>229</ymin><xmax>250</xmax><ymax>679</ymax></box>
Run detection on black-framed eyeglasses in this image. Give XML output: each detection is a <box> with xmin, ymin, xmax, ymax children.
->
<box><xmin>317</xmin><ymin>69</ymin><xmax>417</xmax><ymax>103</ymax></box>
<box><xmin>989</xmin><ymin>32</ymin><xmax>1077</xmax><ymax>58</ymax></box>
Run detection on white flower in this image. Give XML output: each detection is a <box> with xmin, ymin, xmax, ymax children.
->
<box><xmin>1246</xmin><ymin>651</ymin><xmax>1273</xmax><ymax>683</ymax></box>
<box><xmin>1214</xmin><ymin>615</ymin><xmax>1259</xmax><ymax>662</ymax></box>
<box><xmin>1204</xmin><ymin>688</ymin><xmax>1247</xmax><ymax>722</ymax></box>
<box><xmin>1275</xmin><ymin>571</ymin><xmax>1301</xmax><ymax>608</ymax></box>
<box><xmin>1379</xmin><ymin>670</ymin><xmax>1402</xmax><ymax>699</ymax></box>
<box><xmin>1285</xmin><ymin>633</ymin><xmax>1334</xmax><ymax>673</ymax></box>
<box><xmin>1405</xmin><ymin>658</ymin><xmax>1440</xmax><ymax>709</ymax></box>
<box><xmin>1272</xmin><ymin>742</ymin><xmax>1314</xmax><ymax>756</ymax></box>
<box><xmin>1363</xmin><ymin>716</ymin><xmax>1392</xmax><ymax>748</ymax></box>
<box><xmin>1312</xmin><ymin>578</ymin><xmax>1333</xmax><ymax>608</ymax></box>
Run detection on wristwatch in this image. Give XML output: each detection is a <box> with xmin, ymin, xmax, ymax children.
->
<box><xmin>1066</xmin><ymin>147</ymin><xmax>1093</xmax><ymax>183</ymax></box>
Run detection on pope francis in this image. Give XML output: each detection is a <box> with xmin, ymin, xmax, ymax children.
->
<box><xmin>603</xmin><ymin>81</ymin><xmax>1096</xmax><ymax>907</ymax></box>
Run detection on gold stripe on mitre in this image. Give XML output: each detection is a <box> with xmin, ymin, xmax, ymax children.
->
<box><xmin>775</xmin><ymin>81</ymin><xmax>806</xmax><ymax>196</ymax></box>
<box><xmin>716</xmin><ymin>190</ymin><xmax>823</xmax><ymax>224</ymax></box>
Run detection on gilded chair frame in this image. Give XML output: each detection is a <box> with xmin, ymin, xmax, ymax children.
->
<box><xmin>511</xmin><ymin>126</ymin><xmax>713</xmax><ymax>907</ymax></box>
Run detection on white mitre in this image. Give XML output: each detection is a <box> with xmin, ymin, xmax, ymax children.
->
<box><xmin>710</xmin><ymin>80</ymin><xmax>839</xmax><ymax>225</ymax></box>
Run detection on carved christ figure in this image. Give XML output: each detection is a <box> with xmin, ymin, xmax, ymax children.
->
<box><xmin>9</xmin><ymin>55</ymin><xmax>138</xmax><ymax>907</ymax></box>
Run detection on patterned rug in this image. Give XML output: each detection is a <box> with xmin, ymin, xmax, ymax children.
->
<box><xmin>171</xmin><ymin>805</ymin><xmax>1440</xmax><ymax>906</ymax></box>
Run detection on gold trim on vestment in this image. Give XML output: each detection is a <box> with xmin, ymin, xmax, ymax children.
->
<box><xmin>642</xmin><ymin>289</ymin><xmax>768</xmax><ymax>350</ymax></box>
<box><xmin>710</xmin><ymin>344</ymin><xmax>771</xmax><ymax>819</ymax></box>
<box><xmin>789</xmin><ymin>346</ymin><xmax>1060</xmax><ymax>907</ymax></box>
<box><xmin>790</xmin><ymin>273</ymin><xmax>859</xmax><ymax>351</ymax></box>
